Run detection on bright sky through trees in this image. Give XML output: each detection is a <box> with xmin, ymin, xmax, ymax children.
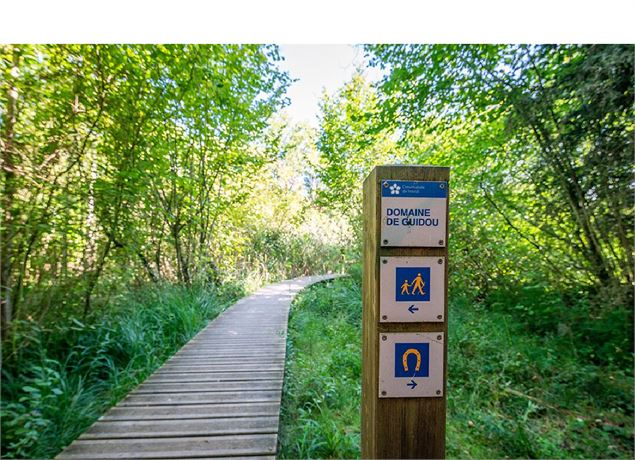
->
<box><xmin>278</xmin><ymin>44</ymin><xmax>384</xmax><ymax>125</ymax></box>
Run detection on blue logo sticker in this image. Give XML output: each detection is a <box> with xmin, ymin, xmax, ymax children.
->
<box><xmin>381</xmin><ymin>181</ymin><xmax>448</xmax><ymax>198</ymax></box>
<box><xmin>395</xmin><ymin>267</ymin><xmax>430</xmax><ymax>302</ymax></box>
<box><xmin>394</xmin><ymin>342</ymin><xmax>430</xmax><ymax>378</ymax></box>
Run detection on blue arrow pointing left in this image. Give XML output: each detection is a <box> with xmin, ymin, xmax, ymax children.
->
<box><xmin>408</xmin><ymin>305</ymin><xmax>419</xmax><ymax>314</ymax></box>
<box><xmin>407</xmin><ymin>380</ymin><xmax>417</xmax><ymax>389</ymax></box>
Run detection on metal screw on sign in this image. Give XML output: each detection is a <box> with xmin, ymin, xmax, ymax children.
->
<box><xmin>438</xmin><ymin>258</ymin><xmax>443</xmax><ymax>264</ymax></box>
<box><xmin>383</xmin><ymin>239</ymin><xmax>388</xmax><ymax>245</ymax></box>
<box><xmin>382</xmin><ymin>259</ymin><xmax>387</xmax><ymax>264</ymax></box>
<box><xmin>382</xmin><ymin>315</ymin><xmax>388</xmax><ymax>320</ymax></box>
<box><xmin>436</xmin><ymin>390</ymin><xmax>441</xmax><ymax>395</ymax></box>
<box><xmin>438</xmin><ymin>240</ymin><xmax>444</xmax><ymax>245</ymax></box>
<box><xmin>437</xmin><ymin>335</ymin><xmax>442</xmax><ymax>341</ymax></box>
<box><xmin>382</xmin><ymin>335</ymin><xmax>387</xmax><ymax>341</ymax></box>
<box><xmin>439</xmin><ymin>183</ymin><xmax>445</xmax><ymax>189</ymax></box>
<box><xmin>437</xmin><ymin>315</ymin><xmax>443</xmax><ymax>320</ymax></box>
<box><xmin>383</xmin><ymin>181</ymin><xmax>389</xmax><ymax>188</ymax></box>
<box><xmin>382</xmin><ymin>391</ymin><xmax>387</xmax><ymax>396</ymax></box>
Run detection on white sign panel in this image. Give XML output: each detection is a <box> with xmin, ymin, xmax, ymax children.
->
<box><xmin>381</xmin><ymin>180</ymin><xmax>448</xmax><ymax>247</ymax></box>
<box><xmin>380</xmin><ymin>256</ymin><xmax>445</xmax><ymax>323</ymax></box>
<box><xmin>379</xmin><ymin>332</ymin><xmax>444</xmax><ymax>398</ymax></box>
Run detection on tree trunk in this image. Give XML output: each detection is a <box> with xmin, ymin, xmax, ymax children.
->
<box><xmin>154</xmin><ymin>222</ymin><xmax>164</xmax><ymax>279</ymax></box>
<box><xmin>1</xmin><ymin>47</ymin><xmax>20</xmax><ymax>333</ymax></box>
<box><xmin>83</xmin><ymin>239</ymin><xmax>112</xmax><ymax>318</ymax></box>
<box><xmin>172</xmin><ymin>223</ymin><xmax>190</xmax><ymax>284</ymax></box>
<box><xmin>136</xmin><ymin>249</ymin><xmax>159</xmax><ymax>283</ymax></box>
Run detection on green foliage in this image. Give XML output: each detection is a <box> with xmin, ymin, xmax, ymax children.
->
<box><xmin>212</xmin><ymin>117</ymin><xmax>357</xmax><ymax>287</ymax></box>
<box><xmin>447</xmin><ymin>295</ymin><xmax>633</xmax><ymax>459</ymax></box>
<box><xmin>485</xmin><ymin>284</ymin><xmax>634</xmax><ymax>368</ymax></box>
<box><xmin>1</xmin><ymin>44</ymin><xmax>291</xmax><ymax>324</ymax></box>
<box><xmin>278</xmin><ymin>274</ymin><xmax>634</xmax><ymax>459</ymax></box>
<box><xmin>316</xmin><ymin>74</ymin><xmax>401</xmax><ymax>226</ymax></box>
<box><xmin>278</xmin><ymin>271</ymin><xmax>362</xmax><ymax>459</ymax></box>
<box><xmin>0</xmin><ymin>282</ymin><xmax>240</xmax><ymax>459</ymax></box>
<box><xmin>247</xmin><ymin>228</ymin><xmax>350</xmax><ymax>278</ymax></box>
<box><xmin>365</xmin><ymin>44</ymin><xmax>634</xmax><ymax>290</ymax></box>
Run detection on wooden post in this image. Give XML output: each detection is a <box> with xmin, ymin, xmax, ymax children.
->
<box><xmin>362</xmin><ymin>165</ymin><xmax>450</xmax><ymax>459</ymax></box>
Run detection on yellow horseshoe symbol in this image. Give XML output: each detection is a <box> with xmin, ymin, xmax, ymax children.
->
<box><xmin>402</xmin><ymin>348</ymin><xmax>421</xmax><ymax>372</ymax></box>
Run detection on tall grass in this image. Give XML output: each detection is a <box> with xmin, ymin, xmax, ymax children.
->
<box><xmin>446</xmin><ymin>295</ymin><xmax>633</xmax><ymax>459</ymax></box>
<box><xmin>278</xmin><ymin>268</ymin><xmax>634</xmax><ymax>459</ymax></box>
<box><xmin>235</xmin><ymin>228</ymin><xmax>356</xmax><ymax>286</ymax></box>
<box><xmin>279</xmin><ymin>267</ymin><xmax>362</xmax><ymax>458</ymax></box>
<box><xmin>1</xmin><ymin>282</ymin><xmax>242</xmax><ymax>459</ymax></box>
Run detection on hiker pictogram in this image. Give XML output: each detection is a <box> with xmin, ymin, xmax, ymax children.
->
<box><xmin>395</xmin><ymin>267</ymin><xmax>431</xmax><ymax>302</ymax></box>
<box><xmin>400</xmin><ymin>273</ymin><xmax>425</xmax><ymax>296</ymax></box>
<box><xmin>400</xmin><ymin>279</ymin><xmax>411</xmax><ymax>295</ymax></box>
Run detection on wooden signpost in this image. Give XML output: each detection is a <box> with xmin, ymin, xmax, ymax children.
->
<box><xmin>362</xmin><ymin>165</ymin><xmax>450</xmax><ymax>459</ymax></box>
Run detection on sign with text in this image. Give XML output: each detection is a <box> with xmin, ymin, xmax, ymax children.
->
<box><xmin>380</xmin><ymin>180</ymin><xmax>448</xmax><ymax>247</ymax></box>
<box><xmin>380</xmin><ymin>256</ymin><xmax>445</xmax><ymax>322</ymax></box>
<box><xmin>379</xmin><ymin>332</ymin><xmax>444</xmax><ymax>398</ymax></box>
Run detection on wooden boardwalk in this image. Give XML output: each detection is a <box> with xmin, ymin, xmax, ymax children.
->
<box><xmin>57</xmin><ymin>275</ymin><xmax>336</xmax><ymax>460</ymax></box>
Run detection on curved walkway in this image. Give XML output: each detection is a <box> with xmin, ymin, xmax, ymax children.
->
<box><xmin>57</xmin><ymin>275</ymin><xmax>337</xmax><ymax>460</ymax></box>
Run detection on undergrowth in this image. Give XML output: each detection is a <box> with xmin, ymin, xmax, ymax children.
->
<box><xmin>278</xmin><ymin>268</ymin><xmax>363</xmax><ymax>459</ymax></box>
<box><xmin>0</xmin><ymin>282</ymin><xmax>242</xmax><ymax>459</ymax></box>
<box><xmin>278</xmin><ymin>267</ymin><xmax>634</xmax><ymax>459</ymax></box>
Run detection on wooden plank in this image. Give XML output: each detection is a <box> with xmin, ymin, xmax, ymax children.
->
<box><xmin>155</xmin><ymin>363</ymin><xmax>284</xmax><ymax>373</ymax></box>
<box><xmin>161</xmin><ymin>357</ymin><xmax>285</xmax><ymax>364</ymax></box>
<box><xmin>176</xmin><ymin>341</ymin><xmax>273</xmax><ymax>344</ymax></box>
<box><xmin>144</xmin><ymin>371</ymin><xmax>284</xmax><ymax>383</ymax></box>
<box><xmin>176</xmin><ymin>345</ymin><xmax>285</xmax><ymax>348</ymax></box>
<box><xmin>171</xmin><ymin>354</ymin><xmax>285</xmax><ymax>360</ymax></box>
<box><xmin>172</xmin><ymin>347</ymin><xmax>285</xmax><ymax>353</ymax></box>
<box><xmin>174</xmin><ymin>348</ymin><xmax>285</xmax><ymax>353</ymax></box>
<box><xmin>164</xmin><ymin>357</ymin><xmax>285</xmax><ymax>363</ymax></box>
<box><xmin>362</xmin><ymin>166</ymin><xmax>449</xmax><ymax>459</ymax></box>
<box><xmin>168</xmin><ymin>355</ymin><xmax>285</xmax><ymax>361</ymax></box>
<box><xmin>184</xmin><ymin>457</ymin><xmax>275</xmax><ymax>460</ymax></box>
<box><xmin>172</xmin><ymin>350</ymin><xmax>285</xmax><ymax>355</ymax></box>
<box><xmin>163</xmin><ymin>362</ymin><xmax>284</xmax><ymax>369</ymax></box>
<box><xmin>184</xmin><ymin>341</ymin><xmax>284</xmax><ymax>345</ymax></box>
<box><xmin>80</xmin><ymin>417</ymin><xmax>278</xmax><ymax>439</ymax></box>
<box><xmin>121</xmin><ymin>391</ymin><xmax>280</xmax><ymax>406</ymax></box>
<box><xmin>56</xmin><ymin>434</ymin><xmax>277</xmax><ymax>459</ymax></box>
<box><xmin>101</xmin><ymin>402</ymin><xmax>281</xmax><ymax>421</ymax></box>
<box><xmin>134</xmin><ymin>380</ymin><xmax>282</xmax><ymax>393</ymax></box>
<box><xmin>153</xmin><ymin>365</ymin><xmax>284</xmax><ymax>374</ymax></box>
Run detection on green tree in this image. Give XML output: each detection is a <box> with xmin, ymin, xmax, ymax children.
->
<box><xmin>367</xmin><ymin>44</ymin><xmax>634</xmax><ymax>292</ymax></box>
<box><xmin>0</xmin><ymin>44</ymin><xmax>290</xmax><ymax>326</ymax></box>
<box><xmin>316</xmin><ymin>73</ymin><xmax>401</xmax><ymax>225</ymax></box>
